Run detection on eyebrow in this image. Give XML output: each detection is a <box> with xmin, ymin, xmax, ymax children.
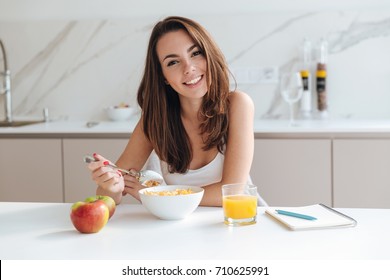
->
<box><xmin>162</xmin><ymin>44</ymin><xmax>198</xmax><ymax>62</ymax></box>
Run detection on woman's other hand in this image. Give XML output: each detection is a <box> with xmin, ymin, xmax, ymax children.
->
<box><xmin>122</xmin><ymin>169</ymin><xmax>144</xmax><ymax>201</ymax></box>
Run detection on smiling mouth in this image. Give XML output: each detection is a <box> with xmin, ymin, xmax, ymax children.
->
<box><xmin>184</xmin><ymin>75</ymin><xmax>202</xmax><ymax>85</ymax></box>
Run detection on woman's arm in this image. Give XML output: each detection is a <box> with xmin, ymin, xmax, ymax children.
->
<box><xmin>200</xmin><ymin>91</ymin><xmax>255</xmax><ymax>206</ymax></box>
<box><xmin>115</xmin><ymin>119</ymin><xmax>154</xmax><ymax>201</ymax></box>
<box><xmin>116</xmin><ymin>119</ymin><xmax>154</xmax><ymax>170</ymax></box>
<box><xmin>90</xmin><ymin>119</ymin><xmax>154</xmax><ymax>204</ymax></box>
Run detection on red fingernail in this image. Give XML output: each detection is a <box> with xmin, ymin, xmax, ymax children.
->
<box><xmin>103</xmin><ymin>161</ymin><xmax>109</xmax><ymax>166</ymax></box>
<box><xmin>93</xmin><ymin>152</ymin><xmax>97</xmax><ymax>157</ymax></box>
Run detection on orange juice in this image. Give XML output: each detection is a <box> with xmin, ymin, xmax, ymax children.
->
<box><xmin>223</xmin><ymin>195</ymin><xmax>257</xmax><ymax>219</ymax></box>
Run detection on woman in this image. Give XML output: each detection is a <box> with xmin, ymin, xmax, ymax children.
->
<box><xmin>88</xmin><ymin>16</ymin><xmax>255</xmax><ymax>207</ymax></box>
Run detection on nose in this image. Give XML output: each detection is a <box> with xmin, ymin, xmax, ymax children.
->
<box><xmin>183</xmin><ymin>59</ymin><xmax>195</xmax><ymax>75</ymax></box>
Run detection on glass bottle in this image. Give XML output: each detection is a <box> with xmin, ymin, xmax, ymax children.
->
<box><xmin>299</xmin><ymin>37</ymin><xmax>312</xmax><ymax>119</ymax></box>
<box><xmin>316</xmin><ymin>37</ymin><xmax>328</xmax><ymax>118</ymax></box>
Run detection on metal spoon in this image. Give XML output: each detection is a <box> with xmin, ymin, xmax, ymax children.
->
<box><xmin>86</xmin><ymin>121</ymin><xmax>99</xmax><ymax>128</ymax></box>
<box><xmin>83</xmin><ymin>155</ymin><xmax>163</xmax><ymax>186</ymax></box>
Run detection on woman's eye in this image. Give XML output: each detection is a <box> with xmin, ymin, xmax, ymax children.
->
<box><xmin>192</xmin><ymin>50</ymin><xmax>202</xmax><ymax>57</ymax></box>
<box><xmin>167</xmin><ymin>60</ymin><xmax>178</xmax><ymax>67</ymax></box>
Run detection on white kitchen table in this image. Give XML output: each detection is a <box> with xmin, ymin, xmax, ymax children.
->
<box><xmin>0</xmin><ymin>202</ymin><xmax>389</xmax><ymax>260</ymax></box>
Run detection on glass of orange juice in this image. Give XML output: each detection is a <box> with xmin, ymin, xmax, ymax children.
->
<box><xmin>222</xmin><ymin>183</ymin><xmax>258</xmax><ymax>226</ymax></box>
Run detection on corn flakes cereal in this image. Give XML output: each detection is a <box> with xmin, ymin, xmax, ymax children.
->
<box><xmin>143</xmin><ymin>180</ymin><xmax>161</xmax><ymax>187</ymax></box>
<box><xmin>144</xmin><ymin>188</ymin><xmax>194</xmax><ymax>196</ymax></box>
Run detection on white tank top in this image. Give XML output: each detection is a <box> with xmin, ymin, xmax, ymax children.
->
<box><xmin>145</xmin><ymin>150</ymin><xmax>268</xmax><ymax>206</ymax></box>
<box><xmin>160</xmin><ymin>152</ymin><xmax>224</xmax><ymax>186</ymax></box>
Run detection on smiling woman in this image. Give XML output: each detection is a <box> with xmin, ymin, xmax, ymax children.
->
<box><xmin>157</xmin><ymin>29</ymin><xmax>208</xmax><ymax>101</ymax></box>
<box><xmin>87</xmin><ymin>16</ymin><xmax>258</xmax><ymax>208</ymax></box>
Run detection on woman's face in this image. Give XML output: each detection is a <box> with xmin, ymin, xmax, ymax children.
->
<box><xmin>156</xmin><ymin>29</ymin><xmax>208</xmax><ymax>101</ymax></box>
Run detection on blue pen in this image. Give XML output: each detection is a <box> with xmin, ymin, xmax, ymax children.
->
<box><xmin>275</xmin><ymin>210</ymin><xmax>317</xmax><ymax>221</ymax></box>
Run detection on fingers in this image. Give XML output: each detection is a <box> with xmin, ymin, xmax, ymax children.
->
<box><xmin>87</xmin><ymin>153</ymin><xmax>117</xmax><ymax>175</ymax></box>
<box><xmin>92</xmin><ymin>152</ymin><xmax>104</xmax><ymax>161</ymax></box>
<box><xmin>122</xmin><ymin>183</ymin><xmax>142</xmax><ymax>201</ymax></box>
<box><xmin>123</xmin><ymin>173</ymin><xmax>139</xmax><ymax>186</ymax></box>
<box><xmin>122</xmin><ymin>174</ymin><xmax>145</xmax><ymax>201</ymax></box>
<box><xmin>91</xmin><ymin>166</ymin><xmax>119</xmax><ymax>182</ymax></box>
<box><xmin>96</xmin><ymin>170</ymin><xmax>125</xmax><ymax>193</ymax></box>
<box><xmin>86</xmin><ymin>153</ymin><xmax>108</xmax><ymax>172</ymax></box>
<box><xmin>87</xmin><ymin>152</ymin><xmax>123</xmax><ymax>189</ymax></box>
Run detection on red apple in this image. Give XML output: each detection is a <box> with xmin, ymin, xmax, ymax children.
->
<box><xmin>84</xmin><ymin>195</ymin><xmax>116</xmax><ymax>219</ymax></box>
<box><xmin>70</xmin><ymin>200</ymin><xmax>109</xmax><ymax>233</ymax></box>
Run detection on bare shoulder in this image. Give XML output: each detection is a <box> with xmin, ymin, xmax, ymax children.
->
<box><xmin>228</xmin><ymin>90</ymin><xmax>254</xmax><ymax>112</ymax></box>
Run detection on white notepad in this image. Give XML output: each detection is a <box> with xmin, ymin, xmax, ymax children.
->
<box><xmin>265</xmin><ymin>204</ymin><xmax>357</xmax><ymax>230</ymax></box>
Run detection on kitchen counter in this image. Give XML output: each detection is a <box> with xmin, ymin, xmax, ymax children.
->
<box><xmin>1</xmin><ymin>202</ymin><xmax>389</xmax><ymax>260</ymax></box>
<box><xmin>3</xmin><ymin>119</ymin><xmax>390</xmax><ymax>138</ymax></box>
<box><xmin>0</xmin><ymin>120</ymin><xmax>137</xmax><ymax>138</ymax></box>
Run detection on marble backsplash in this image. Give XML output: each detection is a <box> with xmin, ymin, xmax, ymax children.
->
<box><xmin>1</xmin><ymin>9</ymin><xmax>390</xmax><ymax>122</ymax></box>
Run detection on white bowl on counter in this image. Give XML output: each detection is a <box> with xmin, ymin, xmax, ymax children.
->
<box><xmin>105</xmin><ymin>106</ymin><xmax>135</xmax><ymax>121</ymax></box>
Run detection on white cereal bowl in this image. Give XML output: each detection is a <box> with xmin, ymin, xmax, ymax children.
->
<box><xmin>139</xmin><ymin>185</ymin><xmax>204</xmax><ymax>220</ymax></box>
<box><xmin>105</xmin><ymin>106</ymin><xmax>135</xmax><ymax>121</ymax></box>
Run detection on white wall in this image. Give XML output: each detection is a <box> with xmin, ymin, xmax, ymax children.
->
<box><xmin>2</xmin><ymin>0</ymin><xmax>389</xmax><ymax>20</ymax></box>
<box><xmin>1</xmin><ymin>0</ymin><xmax>390</xmax><ymax>121</ymax></box>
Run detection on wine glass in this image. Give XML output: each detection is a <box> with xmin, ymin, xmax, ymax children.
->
<box><xmin>280</xmin><ymin>72</ymin><xmax>303</xmax><ymax>126</ymax></box>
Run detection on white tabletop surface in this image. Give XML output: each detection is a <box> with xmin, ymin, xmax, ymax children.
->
<box><xmin>1</xmin><ymin>202</ymin><xmax>389</xmax><ymax>260</ymax></box>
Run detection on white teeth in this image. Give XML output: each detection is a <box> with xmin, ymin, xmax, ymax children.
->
<box><xmin>185</xmin><ymin>76</ymin><xmax>201</xmax><ymax>85</ymax></box>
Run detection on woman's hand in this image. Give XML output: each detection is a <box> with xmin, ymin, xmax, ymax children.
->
<box><xmin>122</xmin><ymin>169</ymin><xmax>145</xmax><ymax>201</ymax></box>
<box><xmin>87</xmin><ymin>153</ymin><xmax>125</xmax><ymax>204</ymax></box>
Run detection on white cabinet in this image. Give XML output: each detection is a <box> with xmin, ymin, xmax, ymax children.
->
<box><xmin>333</xmin><ymin>139</ymin><xmax>390</xmax><ymax>208</ymax></box>
<box><xmin>62</xmin><ymin>138</ymin><xmax>139</xmax><ymax>204</ymax></box>
<box><xmin>2</xmin><ymin>136</ymin><xmax>388</xmax><ymax>208</ymax></box>
<box><xmin>251</xmin><ymin>139</ymin><xmax>332</xmax><ymax>207</ymax></box>
<box><xmin>0</xmin><ymin>139</ymin><xmax>63</xmax><ymax>202</ymax></box>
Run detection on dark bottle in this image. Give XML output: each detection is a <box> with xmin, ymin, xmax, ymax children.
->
<box><xmin>299</xmin><ymin>37</ymin><xmax>312</xmax><ymax>119</ymax></box>
<box><xmin>316</xmin><ymin>38</ymin><xmax>328</xmax><ymax>118</ymax></box>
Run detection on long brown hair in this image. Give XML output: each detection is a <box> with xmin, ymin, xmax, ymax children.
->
<box><xmin>137</xmin><ymin>16</ymin><xmax>231</xmax><ymax>173</ymax></box>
